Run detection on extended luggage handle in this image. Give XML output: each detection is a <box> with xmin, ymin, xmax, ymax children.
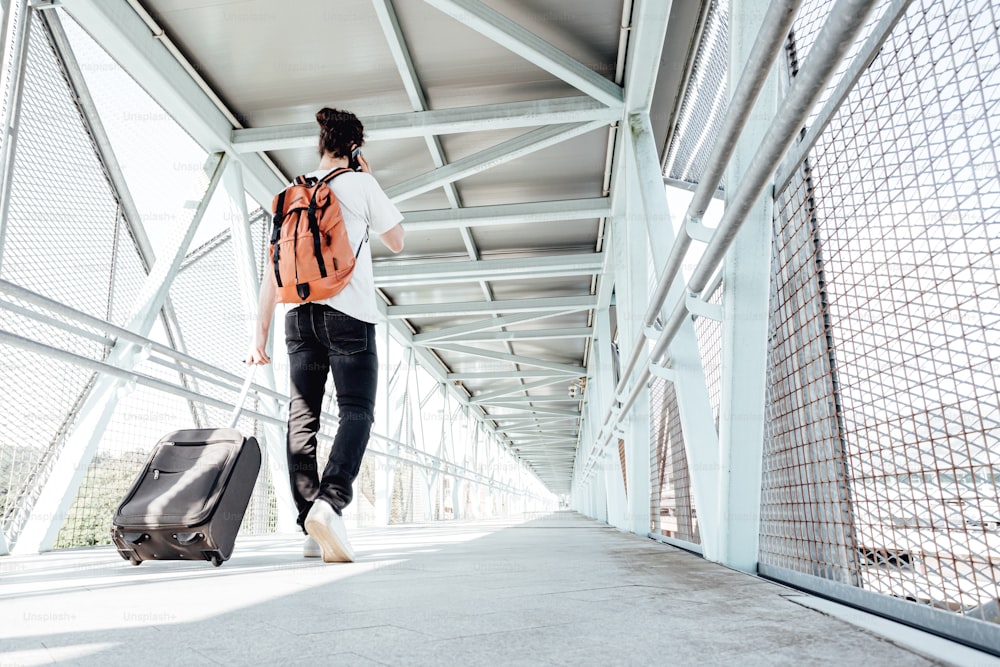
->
<box><xmin>228</xmin><ymin>365</ymin><xmax>257</xmax><ymax>429</ymax></box>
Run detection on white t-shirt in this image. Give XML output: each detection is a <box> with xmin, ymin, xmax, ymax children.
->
<box><xmin>285</xmin><ymin>169</ymin><xmax>402</xmax><ymax>324</ymax></box>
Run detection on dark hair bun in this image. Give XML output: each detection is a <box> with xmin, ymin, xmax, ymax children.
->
<box><xmin>316</xmin><ymin>107</ymin><xmax>365</xmax><ymax>159</ymax></box>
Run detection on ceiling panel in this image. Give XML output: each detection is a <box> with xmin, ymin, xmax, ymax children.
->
<box><xmin>146</xmin><ymin>1</ymin><xmax>412</xmax><ymax>118</ymax></box>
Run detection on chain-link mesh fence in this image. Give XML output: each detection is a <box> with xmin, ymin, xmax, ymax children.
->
<box><xmin>761</xmin><ymin>0</ymin><xmax>1000</xmax><ymax>621</ymax></box>
<box><xmin>649</xmin><ymin>376</ymin><xmax>699</xmax><ymax>544</ymax></box>
<box><xmin>693</xmin><ymin>280</ymin><xmax>724</xmax><ymax>430</ymax></box>
<box><xmin>0</xmin><ymin>11</ymin><xmax>148</xmax><ymax>547</ymax></box>
<box><xmin>663</xmin><ymin>0</ymin><xmax>729</xmax><ymax>187</ymax></box>
<box><xmin>761</xmin><ymin>156</ymin><xmax>859</xmax><ymax>583</ymax></box>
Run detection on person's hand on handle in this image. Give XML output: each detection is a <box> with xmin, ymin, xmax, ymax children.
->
<box><xmin>245</xmin><ymin>334</ymin><xmax>270</xmax><ymax>365</ymax></box>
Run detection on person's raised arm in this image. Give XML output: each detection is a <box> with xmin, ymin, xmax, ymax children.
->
<box><xmin>357</xmin><ymin>152</ymin><xmax>405</xmax><ymax>254</ymax></box>
<box><xmin>246</xmin><ymin>269</ymin><xmax>277</xmax><ymax>365</ymax></box>
<box><xmin>379</xmin><ymin>224</ymin><xmax>405</xmax><ymax>253</ymax></box>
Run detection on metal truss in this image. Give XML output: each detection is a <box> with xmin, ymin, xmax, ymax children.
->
<box><xmin>232</xmin><ymin>97</ymin><xmax>620</xmax><ymax>151</ymax></box>
<box><xmin>374</xmin><ymin>253</ymin><xmax>602</xmax><ymax>286</ymax></box>
<box><xmin>11</xmin><ymin>153</ymin><xmax>229</xmax><ymax>553</ymax></box>
<box><xmin>422</xmin><ymin>0</ymin><xmax>623</xmax><ymax>106</ymax></box>
<box><xmin>572</xmin><ymin>0</ymin><xmax>881</xmax><ymax>568</ymax></box>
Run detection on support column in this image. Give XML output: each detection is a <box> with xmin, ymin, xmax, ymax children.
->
<box><xmin>629</xmin><ymin>113</ymin><xmax>723</xmax><ymax>557</ymax></box>
<box><xmin>602</xmin><ymin>192</ymin><xmax>633</xmax><ymax>530</ymax></box>
<box><xmin>621</xmin><ymin>120</ymin><xmax>652</xmax><ymax>535</ymax></box>
<box><xmin>222</xmin><ymin>160</ymin><xmax>296</xmax><ymax>533</ymax></box>
<box><xmin>716</xmin><ymin>1</ymin><xmax>778</xmax><ymax>572</ymax></box>
<box><xmin>11</xmin><ymin>153</ymin><xmax>228</xmax><ymax>554</ymax></box>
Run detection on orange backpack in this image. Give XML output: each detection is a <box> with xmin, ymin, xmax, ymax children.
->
<box><xmin>269</xmin><ymin>168</ymin><xmax>367</xmax><ymax>303</ymax></box>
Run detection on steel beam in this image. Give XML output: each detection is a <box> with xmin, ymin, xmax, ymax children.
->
<box><xmin>388</xmin><ymin>295</ymin><xmax>596</xmax><ymax>320</ymax></box>
<box><xmin>712</xmin><ymin>0</ymin><xmax>780</xmax><ymax>573</ymax></box>
<box><xmin>371</xmin><ymin>0</ymin><xmax>463</xmax><ymax>212</ymax></box>
<box><xmin>432</xmin><ymin>343</ymin><xmax>586</xmax><ymax>375</ymax></box>
<box><xmin>486</xmin><ymin>405</ymin><xmax>579</xmax><ymax>417</ymax></box>
<box><xmin>479</xmin><ymin>396</ymin><xmax>580</xmax><ymax>405</ymax></box>
<box><xmin>232</xmin><ymin>97</ymin><xmax>620</xmax><ymax>151</ymax></box>
<box><xmin>447</xmin><ymin>370</ymin><xmax>570</xmax><ymax>381</ymax></box>
<box><xmin>402</xmin><ymin>197</ymin><xmax>610</xmax><ymax>231</ymax></box>
<box><xmin>623</xmin><ymin>0</ymin><xmax>674</xmax><ymax>111</ymax></box>
<box><xmin>374</xmin><ymin>253</ymin><xmax>602</xmax><ymax>286</ymax></box>
<box><xmin>441</xmin><ymin>327</ymin><xmax>592</xmax><ymax>344</ymax></box>
<box><xmin>385</xmin><ymin>120</ymin><xmax>610</xmax><ymax>203</ymax></box>
<box><xmin>421</xmin><ymin>0</ymin><xmax>623</xmax><ymax>107</ymax></box>
<box><xmin>412</xmin><ymin>311</ymin><xmax>586</xmax><ymax>345</ymax></box>
<box><xmin>470</xmin><ymin>377</ymin><xmax>572</xmax><ymax>403</ymax></box>
<box><xmin>59</xmin><ymin>0</ymin><xmax>285</xmax><ymax>208</ymax></box>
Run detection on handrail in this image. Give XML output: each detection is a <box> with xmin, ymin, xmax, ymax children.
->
<box><xmin>0</xmin><ymin>277</ymin><xmax>285</xmax><ymax>403</ymax></box>
<box><xmin>0</xmin><ymin>294</ymin><xmax>540</xmax><ymax>499</ymax></box>
<box><xmin>581</xmin><ymin>0</ymin><xmax>880</xmax><ymax>483</ymax></box>
<box><xmin>611</xmin><ymin>0</ymin><xmax>805</xmax><ymax>402</ymax></box>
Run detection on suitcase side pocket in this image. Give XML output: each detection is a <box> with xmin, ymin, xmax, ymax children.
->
<box><xmin>117</xmin><ymin>442</ymin><xmax>233</xmax><ymax>527</ymax></box>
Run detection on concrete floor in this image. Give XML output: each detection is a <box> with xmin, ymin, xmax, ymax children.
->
<box><xmin>0</xmin><ymin>512</ymin><xmax>990</xmax><ymax>666</ymax></box>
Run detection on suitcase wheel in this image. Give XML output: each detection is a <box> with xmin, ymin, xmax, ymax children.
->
<box><xmin>172</xmin><ymin>532</ymin><xmax>203</xmax><ymax>546</ymax></box>
<box><xmin>210</xmin><ymin>554</ymin><xmax>223</xmax><ymax>567</ymax></box>
<box><xmin>129</xmin><ymin>557</ymin><xmax>142</xmax><ymax>566</ymax></box>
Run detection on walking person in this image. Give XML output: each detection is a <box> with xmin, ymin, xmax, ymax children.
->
<box><xmin>246</xmin><ymin>107</ymin><xmax>404</xmax><ymax>562</ymax></box>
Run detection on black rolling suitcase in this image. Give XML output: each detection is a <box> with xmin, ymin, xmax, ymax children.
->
<box><xmin>111</xmin><ymin>370</ymin><xmax>262</xmax><ymax>567</ymax></box>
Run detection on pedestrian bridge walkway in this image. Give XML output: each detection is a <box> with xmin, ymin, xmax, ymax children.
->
<box><xmin>0</xmin><ymin>513</ymin><xmax>987</xmax><ymax>666</ymax></box>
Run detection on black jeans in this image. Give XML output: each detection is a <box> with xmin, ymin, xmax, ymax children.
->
<box><xmin>285</xmin><ymin>303</ymin><xmax>377</xmax><ymax>531</ymax></box>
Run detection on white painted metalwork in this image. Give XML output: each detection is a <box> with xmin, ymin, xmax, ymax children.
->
<box><xmin>0</xmin><ymin>0</ymin><xmax>30</xmax><ymax>271</ymax></box>
<box><xmin>714</xmin><ymin>0</ymin><xmax>779</xmax><ymax>574</ymax></box>
<box><xmin>773</xmin><ymin>0</ymin><xmax>915</xmax><ymax>193</ymax></box>
<box><xmin>411</xmin><ymin>312</ymin><xmax>588</xmax><ymax>344</ymax></box>
<box><xmin>401</xmin><ymin>198</ymin><xmax>611</xmax><ymax>231</ymax></box>
<box><xmin>384</xmin><ymin>120</ymin><xmax>612</xmax><ymax>203</ymax></box>
<box><xmin>59</xmin><ymin>1</ymin><xmax>283</xmax><ymax>207</ymax></box>
<box><xmin>232</xmin><ymin>97</ymin><xmax>620</xmax><ymax>152</ymax></box>
<box><xmin>11</xmin><ymin>153</ymin><xmax>228</xmax><ymax>553</ymax></box>
<box><xmin>579</xmin><ymin>0</ymin><xmax>877</xmax><ymax>493</ymax></box>
<box><xmin>386</xmin><ymin>296</ymin><xmax>597</xmax><ymax>319</ymax></box>
<box><xmin>374</xmin><ymin>253</ymin><xmax>602</xmax><ymax>286</ymax></box>
<box><xmin>421</xmin><ymin>0</ymin><xmax>623</xmax><ymax>106</ymax></box>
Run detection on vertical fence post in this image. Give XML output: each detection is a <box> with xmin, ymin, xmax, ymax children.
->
<box><xmin>630</xmin><ymin>112</ymin><xmax>723</xmax><ymax>556</ymax></box>
<box><xmin>716</xmin><ymin>0</ymin><xmax>779</xmax><ymax>572</ymax></box>
<box><xmin>621</xmin><ymin>126</ymin><xmax>652</xmax><ymax>534</ymax></box>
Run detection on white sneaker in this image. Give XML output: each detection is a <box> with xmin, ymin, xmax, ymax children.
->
<box><xmin>303</xmin><ymin>535</ymin><xmax>321</xmax><ymax>558</ymax></box>
<box><xmin>304</xmin><ymin>500</ymin><xmax>355</xmax><ymax>563</ymax></box>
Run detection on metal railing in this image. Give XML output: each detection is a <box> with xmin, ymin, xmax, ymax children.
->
<box><xmin>581</xmin><ymin>0</ymin><xmax>877</xmax><ymax>482</ymax></box>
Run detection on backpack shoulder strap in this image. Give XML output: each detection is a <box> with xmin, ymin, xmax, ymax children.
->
<box><xmin>320</xmin><ymin>167</ymin><xmax>354</xmax><ymax>185</ymax></box>
<box><xmin>354</xmin><ymin>228</ymin><xmax>370</xmax><ymax>259</ymax></box>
